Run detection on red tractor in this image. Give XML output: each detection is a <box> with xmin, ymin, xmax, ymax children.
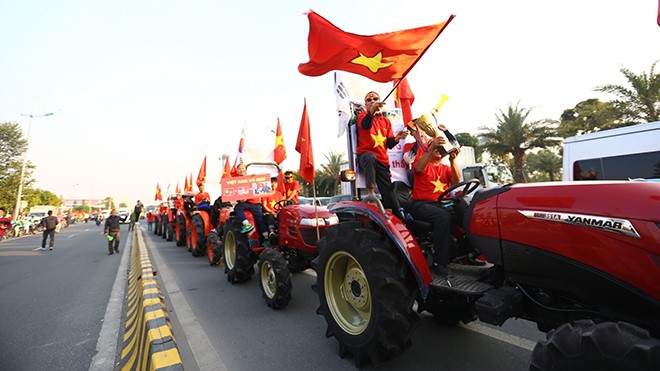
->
<box><xmin>312</xmin><ymin>180</ymin><xmax>660</xmax><ymax>369</ymax></box>
<box><xmin>221</xmin><ymin>163</ymin><xmax>338</xmax><ymax>309</ymax></box>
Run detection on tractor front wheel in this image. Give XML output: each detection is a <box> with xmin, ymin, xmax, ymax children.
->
<box><xmin>530</xmin><ymin>320</ymin><xmax>660</xmax><ymax>371</ymax></box>
<box><xmin>207</xmin><ymin>230</ymin><xmax>222</xmax><ymax>266</ymax></box>
<box><xmin>222</xmin><ymin>219</ymin><xmax>255</xmax><ymax>283</ymax></box>
<box><xmin>312</xmin><ymin>222</ymin><xmax>419</xmax><ymax>368</ymax></box>
<box><xmin>259</xmin><ymin>249</ymin><xmax>292</xmax><ymax>309</ymax></box>
<box><xmin>191</xmin><ymin>214</ymin><xmax>206</xmax><ymax>257</ymax></box>
<box><xmin>175</xmin><ymin>214</ymin><xmax>186</xmax><ymax>247</ymax></box>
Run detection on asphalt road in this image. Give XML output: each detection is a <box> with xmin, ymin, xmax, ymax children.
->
<box><xmin>142</xmin><ymin>224</ymin><xmax>547</xmax><ymax>371</ymax></box>
<box><xmin>0</xmin><ymin>222</ymin><xmax>128</xmax><ymax>371</ymax></box>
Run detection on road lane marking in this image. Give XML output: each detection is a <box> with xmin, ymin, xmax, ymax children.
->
<box><xmin>300</xmin><ymin>265</ymin><xmax>538</xmax><ymax>351</ymax></box>
<box><xmin>89</xmin><ymin>229</ymin><xmax>131</xmax><ymax>371</ymax></box>
<box><xmin>144</xmin><ymin>228</ymin><xmax>226</xmax><ymax>371</ymax></box>
<box><xmin>67</xmin><ymin>235</ymin><xmax>76</xmax><ymax>238</ymax></box>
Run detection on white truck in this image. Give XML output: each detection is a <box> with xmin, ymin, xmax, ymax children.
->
<box><xmin>562</xmin><ymin>121</ymin><xmax>660</xmax><ymax>181</ymax></box>
<box><xmin>455</xmin><ymin>146</ymin><xmax>514</xmax><ymax>188</ymax></box>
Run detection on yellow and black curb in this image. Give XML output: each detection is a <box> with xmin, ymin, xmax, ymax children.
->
<box><xmin>120</xmin><ymin>229</ymin><xmax>183</xmax><ymax>371</ymax></box>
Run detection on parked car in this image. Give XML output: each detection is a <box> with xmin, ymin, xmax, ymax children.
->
<box><xmin>117</xmin><ymin>210</ymin><xmax>130</xmax><ymax>223</ymax></box>
<box><xmin>326</xmin><ymin>194</ymin><xmax>353</xmax><ymax>209</ymax></box>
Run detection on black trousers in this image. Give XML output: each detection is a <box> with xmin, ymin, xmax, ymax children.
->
<box><xmin>41</xmin><ymin>229</ymin><xmax>55</xmax><ymax>248</ymax></box>
<box><xmin>357</xmin><ymin>152</ymin><xmax>397</xmax><ymax>210</ymax></box>
<box><xmin>107</xmin><ymin>230</ymin><xmax>120</xmax><ymax>253</ymax></box>
<box><xmin>411</xmin><ymin>201</ymin><xmax>451</xmax><ymax>266</ymax></box>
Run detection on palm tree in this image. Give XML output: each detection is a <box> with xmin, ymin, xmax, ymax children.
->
<box><xmin>525</xmin><ymin>150</ymin><xmax>563</xmax><ymax>181</ymax></box>
<box><xmin>320</xmin><ymin>151</ymin><xmax>348</xmax><ymax>195</ymax></box>
<box><xmin>595</xmin><ymin>61</ymin><xmax>660</xmax><ymax>124</ymax></box>
<box><xmin>479</xmin><ymin>104</ymin><xmax>560</xmax><ymax>183</ymax></box>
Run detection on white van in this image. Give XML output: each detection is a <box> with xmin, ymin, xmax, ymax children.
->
<box><xmin>562</xmin><ymin>121</ymin><xmax>660</xmax><ymax>181</ymax></box>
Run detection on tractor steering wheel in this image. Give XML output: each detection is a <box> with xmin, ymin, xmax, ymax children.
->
<box><xmin>274</xmin><ymin>199</ymin><xmax>296</xmax><ymax>210</ymax></box>
<box><xmin>437</xmin><ymin>179</ymin><xmax>481</xmax><ymax>206</ymax></box>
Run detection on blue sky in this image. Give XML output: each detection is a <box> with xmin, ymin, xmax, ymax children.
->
<box><xmin>1</xmin><ymin>0</ymin><xmax>658</xmax><ymax>205</ymax></box>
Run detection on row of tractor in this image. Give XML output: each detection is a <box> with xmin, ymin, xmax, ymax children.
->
<box><xmin>148</xmin><ymin>161</ymin><xmax>660</xmax><ymax>369</ymax></box>
<box><xmin>150</xmin><ymin>163</ymin><xmax>338</xmax><ymax>309</ymax></box>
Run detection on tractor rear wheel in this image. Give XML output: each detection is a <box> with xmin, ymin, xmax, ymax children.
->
<box><xmin>176</xmin><ymin>214</ymin><xmax>186</xmax><ymax>247</ymax></box>
<box><xmin>312</xmin><ymin>222</ymin><xmax>420</xmax><ymax>368</ymax></box>
<box><xmin>258</xmin><ymin>249</ymin><xmax>292</xmax><ymax>309</ymax></box>
<box><xmin>166</xmin><ymin>219</ymin><xmax>173</xmax><ymax>241</ymax></box>
<box><xmin>207</xmin><ymin>230</ymin><xmax>222</xmax><ymax>266</ymax></box>
<box><xmin>223</xmin><ymin>219</ymin><xmax>255</xmax><ymax>283</ymax></box>
<box><xmin>530</xmin><ymin>320</ymin><xmax>660</xmax><ymax>371</ymax></box>
<box><xmin>191</xmin><ymin>214</ymin><xmax>206</xmax><ymax>257</ymax></box>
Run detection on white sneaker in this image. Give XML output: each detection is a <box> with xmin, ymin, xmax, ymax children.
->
<box><xmin>41</xmin><ymin>247</ymin><xmax>46</xmax><ymax>250</ymax></box>
<box><xmin>49</xmin><ymin>247</ymin><xmax>53</xmax><ymax>250</ymax></box>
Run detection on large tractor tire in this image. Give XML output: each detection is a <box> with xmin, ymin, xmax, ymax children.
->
<box><xmin>191</xmin><ymin>214</ymin><xmax>206</xmax><ymax>257</ymax></box>
<box><xmin>207</xmin><ymin>230</ymin><xmax>222</xmax><ymax>266</ymax></box>
<box><xmin>530</xmin><ymin>320</ymin><xmax>660</xmax><ymax>371</ymax></box>
<box><xmin>312</xmin><ymin>222</ymin><xmax>420</xmax><ymax>368</ymax></box>
<box><xmin>154</xmin><ymin>218</ymin><xmax>161</xmax><ymax>236</ymax></box>
<box><xmin>258</xmin><ymin>249</ymin><xmax>292</xmax><ymax>309</ymax></box>
<box><xmin>165</xmin><ymin>219</ymin><xmax>174</xmax><ymax>241</ymax></box>
<box><xmin>175</xmin><ymin>214</ymin><xmax>186</xmax><ymax>247</ymax></box>
<box><xmin>161</xmin><ymin>219</ymin><xmax>168</xmax><ymax>239</ymax></box>
<box><xmin>222</xmin><ymin>219</ymin><xmax>255</xmax><ymax>283</ymax></box>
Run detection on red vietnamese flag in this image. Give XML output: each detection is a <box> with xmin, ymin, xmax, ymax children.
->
<box><xmin>175</xmin><ymin>183</ymin><xmax>181</xmax><ymax>194</ymax></box>
<box><xmin>196</xmin><ymin>156</ymin><xmax>207</xmax><ymax>186</ymax></box>
<box><xmin>274</xmin><ymin>118</ymin><xmax>287</xmax><ymax>165</ymax></box>
<box><xmin>230</xmin><ymin>128</ymin><xmax>246</xmax><ymax>176</ymax></box>
<box><xmin>184</xmin><ymin>176</ymin><xmax>189</xmax><ymax>193</ymax></box>
<box><xmin>222</xmin><ymin>156</ymin><xmax>231</xmax><ymax>179</ymax></box>
<box><xmin>298</xmin><ymin>10</ymin><xmax>455</xmax><ymax>83</ymax></box>
<box><xmin>295</xmin><ymin>99</ymin><xmax>315</xmax><ymax>183</ymax></box>
<box><xmin>155</xmin><ymin>183</ymin><xmax>163</xmax><ymax>201</ymax></box>
<box><xmin>188</xmin><ymin>173</ymin><xmax>194</xmax><ymax>192</ymax></box>
<box><xmin>394</xmin><ymin>77</ymin><xmax>415</xmax><ymax>124</ymax></box>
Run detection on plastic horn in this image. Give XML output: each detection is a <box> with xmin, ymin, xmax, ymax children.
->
<box><xmin>434</xmin><ymin>94</ymin><xmax>449</xmax><ymax>113</ymax></box>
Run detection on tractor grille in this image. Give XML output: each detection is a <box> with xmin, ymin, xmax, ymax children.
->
<box><xmin>299</xmin><ymin>227</ymin><xmax>327</xmax><ymax>247</ymax></box>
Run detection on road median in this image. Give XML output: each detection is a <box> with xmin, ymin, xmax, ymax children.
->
<box><xmin>119</xmin><ymin>228</ymin><xmax>183</xmax><ymax>371</ymax></box>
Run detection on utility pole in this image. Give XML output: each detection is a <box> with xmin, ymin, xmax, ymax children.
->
<box><xmin>13</xmin><ymin>98</ymin><xmax>60</xmax><ymax>219</ymax></box>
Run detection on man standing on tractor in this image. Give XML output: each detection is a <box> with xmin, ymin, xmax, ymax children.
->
<box><xmin>411</xmin><ymin>135</ymin><xmax>461</xmax><ymax>279</ymax></box>
<box><xmin>283</xmin><ymin>170</ymin><xmax>300</xmax><ymax>204</ymax></box>
<box><xmin>356</xmin><ymin>91</ymin><xmax>408</xmax><ymax>210</ymax></box>
<box><xmin>262</xmin><ymin>176</ymin><xmax>283</xmax><ymax>237</ymax></box>
<box><xmin>233</xmin><ymin>164</ymin><xmax>269</xmax><ymax>242</ymax></box>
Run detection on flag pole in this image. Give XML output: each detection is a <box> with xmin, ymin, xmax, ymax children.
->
<box><xmin>312</xmin><ymin>179</ymin><xmax>320</xmax><ymax>240</ymax></box>
<box><xmin>381</xmin><ymin>14</ymin><xmax>456</xmax><ymax>103</ymax></box>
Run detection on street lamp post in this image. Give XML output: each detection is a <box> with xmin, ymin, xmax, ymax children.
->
<box><xmin>13</xmin><ymin>98</ymin><xmax>60</xmax><ymax>219</ymax></box>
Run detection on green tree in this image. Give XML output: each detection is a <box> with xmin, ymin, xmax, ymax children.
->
<box><xmin>0</xmin><ymin>122</ymin><xmax>34</xmax><ymax>214</ymax></box>
<box><xmin>595</xmin><ymin>61</ymin><xmax>660</xmax><ymax>124</ymax></box>
<box><xmin>102</xmin><ymin>197</ymin><xmax>115</xmax><ymax>210</ymax></box>
<box><xmin>525</xmin><ymin>150</ymin><xmax>563</xmax><ymax>182</ymax></box>
<box><xmin>23</xmin><ymin>189</ymin><xmax>61</xmax><ymax>209</ymax></box>
<box><xmin>319</xmin><ymin>151</ymin><xmax>348</xmax><ymax>196</ymax></box>
<box><xmin>455</xmin><ymin>132</ymin><xmax>483</xmax><ymax>162</ymax></box>
<box><xmin>557</xmin><ymin>99</ymin><xmax>620</xmax><ymax>138</ymax></box>
<box><xmin>479</xmin><ymin>104</ymin><xmax>560</xmax><ymax>183</ymax></box>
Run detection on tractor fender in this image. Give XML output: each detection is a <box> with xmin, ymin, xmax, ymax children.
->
<box><xmin>332</xmin><ymin>204</ymin><xmax>432</xmax><ymax>300</ymax></box>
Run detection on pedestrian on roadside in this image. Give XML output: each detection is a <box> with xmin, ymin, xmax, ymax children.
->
<box><xmin>103</xmin><ymin>209</ymin><xmax>121</xmax><ymax>255</ymax></box>
<box><xmin>40</xmin><ymin>210</ymin><xmax>59</xmax><ymax>251</ymax></box>
<box><xmin>128</xmin><ymin>211</ymin><xmax>137</xmax><ymax>231</ymax></box>
<box><xmin>133</xmin><ymin>200</ymin><xmax>144</xmax><ymax>221</ymax></box>
<box><xmin>146</xmin><ymin>211</ymin><xmax>154</xmax><ymax>231</ymax></box>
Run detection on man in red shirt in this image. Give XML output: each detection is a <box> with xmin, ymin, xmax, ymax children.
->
<box><xmin>283</xmin><ymin>170</ymin><xmax>300</xmax><ymax>204</ymax></box>
<box><xmin>411</xmin><ymin>136</ymin><xmax>461</xmax><ymax>280</ymax></box>
<box><xmin>356</xmin><ymin>91</ymin><xmax>408</xmax><ymax>210</ymax></box>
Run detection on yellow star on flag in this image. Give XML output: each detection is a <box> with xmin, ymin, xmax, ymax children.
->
<box><xmin>371</xmin><ymin>129</ymin><xmax>386</xmax><ymax>149</ymax></box>
<box><xmin>431</xmin><ymin>177</ymin><xmax>448</xmax><ymax>193</ymax></box>
<box><xmin>275</xmin><ymin>135</ymin><xmax>285</xmax><ymax>147</ymax></box>
<box><xmin>351</xmin><ymin>51</ymin><xmax>393</xmax><ymax>73</ymax></box>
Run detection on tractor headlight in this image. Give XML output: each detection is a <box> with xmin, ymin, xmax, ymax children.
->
<box><xmin>300</xmin><ymin>217</ymin><xmax>325</xmax><ymax>227</ymax></box>
<box><xmin>325</xmin><ymin>216</ymin><xmax>339</xmax><ymax>225</ymax></box>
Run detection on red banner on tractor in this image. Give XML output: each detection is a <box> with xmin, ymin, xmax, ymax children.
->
<box><xmin>220</xmin><ymin>173</ymin><xmax>274</xmax><ymax>202</ymax></box>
